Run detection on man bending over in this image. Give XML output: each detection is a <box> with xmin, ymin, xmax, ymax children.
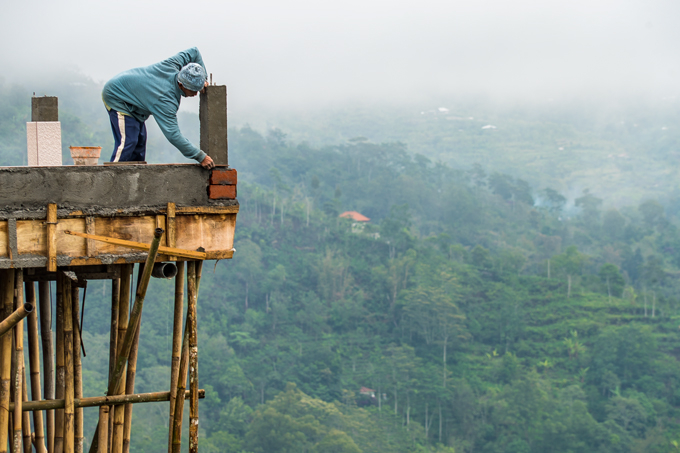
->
<box><xmin>102</xmin><ymin>47</ymin><xmax>215</xmax><ymax>169</ymax></box>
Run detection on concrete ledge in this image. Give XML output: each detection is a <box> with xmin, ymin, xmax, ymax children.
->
<box><xmin>0</xmin><ymin>164</ymin><xmax>237</xmax><ymax>213</ymax></box>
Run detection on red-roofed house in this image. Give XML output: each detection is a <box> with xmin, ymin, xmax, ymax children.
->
<box><xmin>339</xmin><ymin>211</ymin><xmax>370</xmax><ymax>222</ymax></box>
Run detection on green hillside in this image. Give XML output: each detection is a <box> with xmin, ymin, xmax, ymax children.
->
<box><xmin>2</xmin><ymin>76</ymin><xmax>680</xmax><ymax>452</ymax></box>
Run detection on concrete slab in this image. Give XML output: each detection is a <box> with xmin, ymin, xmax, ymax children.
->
<box><xmin>0</xmin><ymin>164</ymin><xmax>237</xmax><ymax>215</ymax></box>
<box><xmin>199</xmin><ymin>85</ymin><xmax>228</xmax><ymax>165</ymax></box>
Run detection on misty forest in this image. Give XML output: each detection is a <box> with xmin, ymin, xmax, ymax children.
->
<box><xmin>4</xmin><ymin>74</ymin><xmax>680</xmax><ymax>453</ymax></box>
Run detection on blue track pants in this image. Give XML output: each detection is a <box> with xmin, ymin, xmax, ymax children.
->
<box><xmin>108</xmin><ymin>109</ymin><xmax>147</xmax><ymax>162</ymax></box>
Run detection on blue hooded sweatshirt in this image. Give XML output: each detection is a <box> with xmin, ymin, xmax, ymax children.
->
<box><xmin>102</xmin><ymin>48</ymin><xmax>207</xmax><ymax>163</ymax></box>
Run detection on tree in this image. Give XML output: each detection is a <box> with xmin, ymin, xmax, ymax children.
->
<box><xmin>598</xmin><ymin>263</ymin><xmax>625</xmax><ymax>300</ymax></box>
<box><xmin>552</xmin><ymin>246</ymin><xmax>588</xmax><ymax>297</ymax></box>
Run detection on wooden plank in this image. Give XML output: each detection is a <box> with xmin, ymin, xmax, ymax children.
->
<box><xmin>167</xmin><ymin>203</ymin><xmax>176</xmax><ymax>261</ymax></box>
<box><xmin>175</xmin><ymin>214</ymin><xmax>236</xmax><ymax>252</ymax></box>
<box><xmin>47</xmin><ymin>204</ymin><xmax>57</xmax><ymax>272</ymax></box>
<box><xmin>95</xmin><ymin>216</ymin><xmax>157</xmax><ymax>255</ymax></box>
<box><xmin>0</xmin><ymin>221</ymin><xmax>7</xmax><ymax>258</ymax></box>
<box><xmin>63</xmin><ymin>232</ymin><xmax>207</xmax><ymax>260</ymax></box>
<box><xmin>85</xmin><ymin>217</ymin><xmax>96</xmax><ymax>257</ymax></box>
<box><xmin>175</xmin><ymin>205</ymin><xmax>239</xmax><ymax>215</ymax></box>
<box><xmin>17</xmin><ymin>218</ymin><xmax>86</xmax><ymax>257</ymax></box>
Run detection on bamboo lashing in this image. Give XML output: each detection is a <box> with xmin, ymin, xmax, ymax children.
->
<box><xmin>63</xmin><ymin>231</ymin><xmax>207</xmax><ymax>260</ymax></box>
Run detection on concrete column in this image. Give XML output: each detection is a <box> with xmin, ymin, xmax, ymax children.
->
<box><xmin>199</xmin><ymin>85</ymin><xmax>228</xmax><ymax>166</ymax></box>
<box><xmin>27</xmin><ymin>96</ymin><xmax>62</xmax><ymax>166</ymax></box>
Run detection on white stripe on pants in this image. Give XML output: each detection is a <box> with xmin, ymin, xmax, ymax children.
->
<box><xmin>113</xmin><ymin>112</ymin><xmax>127</xmax><ymax>162</ymax></box>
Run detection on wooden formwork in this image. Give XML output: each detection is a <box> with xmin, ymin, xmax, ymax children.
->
<box><xmin>0</xmin><ymin>197</ymin><xmax>238</xmax><ymax>452</ymax></box>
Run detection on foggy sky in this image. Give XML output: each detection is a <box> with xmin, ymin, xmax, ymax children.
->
<box><xmin>2</xmin><ymin>0</ymin><xmax>679</xmax><ymax>110</ymax></box>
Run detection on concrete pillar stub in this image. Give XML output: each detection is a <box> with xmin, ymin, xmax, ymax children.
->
<box><xmin>27</xmin><ymin>96</ymin><xmax>62</xmax><ymax>166</ymax></box>
<box><xmin>199</xmin><ymin>85</ymin><xmax>228</xmax><ymax>166</ymax></box>
<box><xmin>31</xmin><ymin>96</ymin><xmax>59</xmax><ymax>122</ymax></box>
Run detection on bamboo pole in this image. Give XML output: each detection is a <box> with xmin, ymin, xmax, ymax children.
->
<box><xmin>111</xmin><ymin>267</ymin><xmax>131</xmax><ymax>453</ymax></box>
<box><xmin>72</xmin><ymin>283</ymin><xmax>83</xmax><ymax>453</ymax></box>
<box><xmin>12</xmin><ymin>271</ymin><xmax>24</xmax><ymax>453</ymax></box>
<box><xmin>62</xmin><ymin>273</ymin><xmax>74</xmax><ymax>453</ymax></box>
<box><xmin>54</xmin><ymin>274</ymin><xmax>64</xmax><ymax>453</ymax></box>
<box><xmin>98</xmin><ymin>406</ymin><xmax>109</xmax><ymax>453</ymax></box>
<box><xmin>11</xmin><ymin>389</ymin><xmax>204</xmax><ymax>412</ymax></box>
<box><xmin>38</xmin><ymin>281</ymin><xmax>54</xmax><ymax>453</ymax></box>
<box><xmin>25</xmin><ymin>282</ymin><xmax>46</xmax><ymax>453</ymax></box>
<box><xmin>89</xmin><ymin>230</ymin><xmax>163</xmax><ymax>453</ymax></box>
<box><xmin>0</xmin><ymin>305</ymin><xmax>33</xmax><ymax>340</ymax></box>
<box><xmin>122</xmin><ymin>265</ymin><xmax>144</xmax><ymax>453</ymax></box>
<box><xmin>188</xmin><ymin>262</ymin><xmax>199</xmax><ymax>453</ymax></box>
<box><xmin>167</xmin><ymin>261</ymin><xmax>185</xmax><ymax>453</ymax></box>
<box><xmin>0</xmin><ymin>270</ymin><xmax>15</xmax><ymax>453</ymax></box>
<box><xmin>172</xmin><ymin>261</ymin><xmax>203</xmax><ymax>453</ymax></box>
<box><xmin>21</xmin><ymin>371</ymin><xmax>30</xmax><ymax>453</ymax></box>
<box><xmin>107</xmin><ymin>278</ymin><xmax>120</xmax><ymax>453</ymax></box>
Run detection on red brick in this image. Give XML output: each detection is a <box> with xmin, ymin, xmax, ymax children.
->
<box><xmin>209</xmin><ymin>184</ymin><xmax>237</xmax><ymax>199</ymax></box>
<box><xmin>210</xmin><ymin>168</ymin><xmax>237</xmax><ymax>185</ymax></box>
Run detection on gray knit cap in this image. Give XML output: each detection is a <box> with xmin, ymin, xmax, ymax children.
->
<box><xmin>178</xmin><ymin>63</ymin><xmax>207</xmax><ymax>92</ymax></box>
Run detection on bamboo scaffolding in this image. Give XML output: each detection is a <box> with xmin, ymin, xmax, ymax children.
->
<box><xmin>98</xmin><ymin>407</ymin><xmax>109</xmax><ymax>453</ymax></box>
<box><xmin>72</xmin><ymin>283</ymin><xmax>83</xmax><ymax>453</ymax></box>
<box><xmin>0</xmin><ymin>270</ymin><xmax>15</xmax><ymax>453</ymax></box>
<box><xmin>107</xmin><ymin>278</ymin><xmax>120</xmax><ymax>453</ymax></box>
<box><xmin>122</xmin><ymin>265</ymin><xmax>144</xmax><ymax>453</ymax></box>
<box><xmin>38</xmin><ymin>281</ymin><xmax>54</xmax><ymax>453</ymax></box>
<box><xmin>63</xmin><ymin>231</ymin><xmax>207</xmax><ymax>260</ymax></box>
<box><xmin>62</xmin><ymin>273</ymin><xmax>75</xmax><ymax>453</ymax></box>
<box><xmin>54</xmin><ymin>273</ymin><xmax>64</xmax><ymax>453</ymax></box>
<box><xmin>167</xmin><ymin>261</ymin><xmax>185</xmax><ymax>453</ymax></box>
<box><xmin>111</xmin><ymin>267</ymin><xmax>131</xmax><ymax>453</ymax></box>
<box><xmin>10</xmin><ymin>389</ymin><xmax>204</xmax><ymax>412</ymax></box>
<box><xmin>13</xmin><ymin>270</ymin><xmax>24</xmax><ymax>453</ymax></box>
<box><xmin>188</xmin><ymin>262</ymin><xmax>199</xmax><ymax>453</ymax></box>
<box><xmin>21</xmin><ymin>371</ymin><xmax>30</xmax><ymax>453</ymax></box>
<box><xmin>25</xmin><ymin>282</ymin><xmax>46</xmax><ymax>453</ymax></box>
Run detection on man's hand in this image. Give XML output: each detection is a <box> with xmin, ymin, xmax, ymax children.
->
<box><xmin>200</xmin><ymin>155</ymin><xmax>215</xmax><ymax>169</ymax></box>
<box><xmin>200</xmin><ymin>80</ymin><xmax>209</xmax><ymax>94</ymax></box>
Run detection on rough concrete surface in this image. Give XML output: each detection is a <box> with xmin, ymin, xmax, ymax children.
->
<box><xmin>199</xmin><ymin>85</ymin><xmax>228</xmax><ymax>166</ymax></box>
<box><xmin>26</xmin><ymin>122</ymin><xmax>62</xmax><ymax>166</ymax></box>
<box><xmin>0</xmin><ymin>164</ymin><xmax>237</xmax><ymax>213</ymax></box>
<box><xmin>31</xmin><ymin>96</ymin><xmax>58</xmax><ymax>122</ymax></box>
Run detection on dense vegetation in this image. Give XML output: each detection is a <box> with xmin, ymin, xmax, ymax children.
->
<box><xmin>3</xmin><ymin>77</ymin><xmax>680</xmax><ymax>452</ymax></box>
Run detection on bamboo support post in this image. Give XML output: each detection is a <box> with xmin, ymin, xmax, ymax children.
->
<box><xmin>0</xmin><ymin>270</ymin><xmax>15</xmax><ymax>453</ymax></box>
<box><xmin>188</xmin><ymin>262</ymin><xmax>199</xmax><ymax>453</ymax></box>
<box><xmin>0</xmin><ymin>305</ymin><xmax>33</xmax><ymax>340</ymax></box>
<box><xmin>62</xmin><ymin>273</ymin><xmax>75</xmax><ymax>453</ymax></box>
<box><xmin>11</xmin><ymin>389</ymin><xmax>204</xmax><ymax>412</ymax></box>
<box><xmin>54</xmin><ymin>274</ymin><xmax>64</xmax><ymax>453</ymax></box>
<box><xmin>122</xmin><ymin>265</ymin><xmax>144</xmax><ymax>453</ymax></box>
<box><xmin>107</xmin><ymin>278</ymin><xmax>120</xmax><ymax>453</ymax></box>
<box><xmin>13</xmin><ymin>271</ymin><xmax>24</xmax><ymax>453</ymax></box>
<box><xmin>21</xmin><ymin>372</ymin><xmax>30</xmax><ymax>453</ymax></box>
<box><xmin>167</xmin><ymin>261</ymin><xmax>184</xmax><ymax>453</ymax></box>
<box><xmin>98</xmin><ymin>406</ymin><xmax>109</xmax><ymax>453</ymax></box>
<box><xmin>38</xmin><ymin>281</ymin><xmax>54</xmax><ymax>453</ymax></box>
<box><xmin>111</xmin><ymin>267</ymin><xmax>132</xmax><ymax>453</ymax></box>
<box><xmin>72</xmin><ymin>283</ymin><xmax>84</xmax><ymax>453</ymax></box>
<box><xmin>25</xmin><ymin>282</ymin><xmax>46</xmax><ymax>453</ymax></box>
<box><xmin>172</xmin><ymin>261</ymin><xmax>203</xmax><ymax>453</ymax></box>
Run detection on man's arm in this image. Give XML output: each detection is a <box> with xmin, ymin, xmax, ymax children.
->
<box><xmin>153</xmin><ymin>106</ymin><xmax>207</xmax><ymax>163</ymax></box>
<box><xmin>165</xmin><ymin>47</ymin><xmax>206</xmax><ymax>73</ymax></box>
